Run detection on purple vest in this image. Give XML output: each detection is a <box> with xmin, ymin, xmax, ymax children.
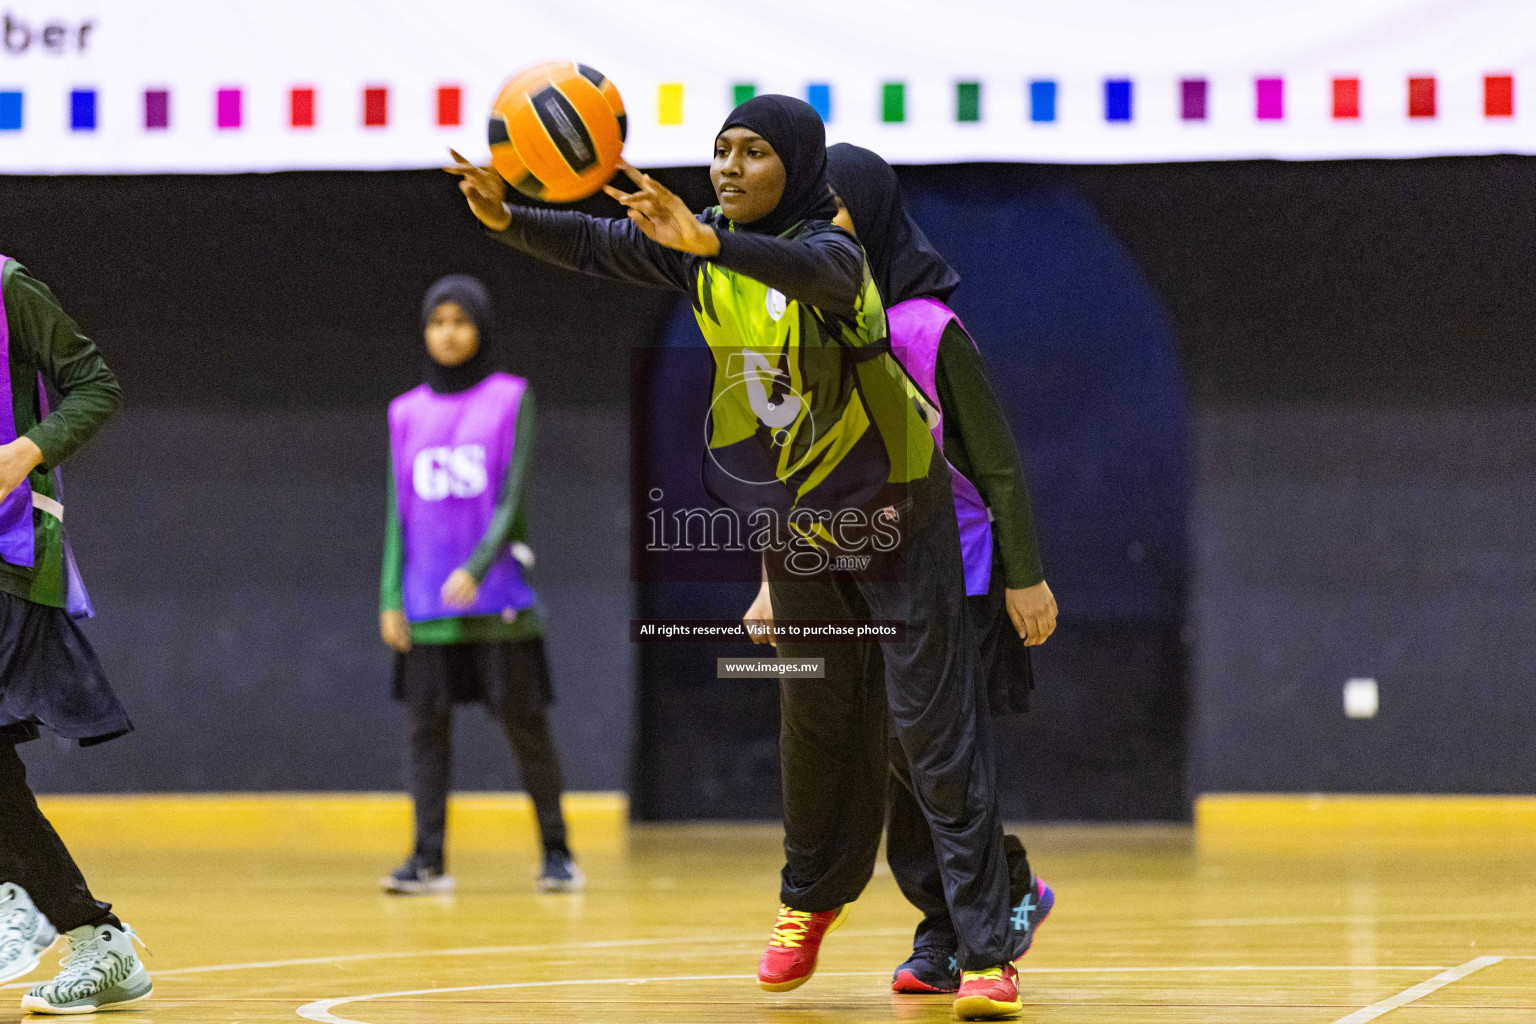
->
<box><xmin>0</xmin><ymin>256</ymin><xmax>93</xmax><ymax>618</ymax></box>
<box><xmin>888</xmin><ymin>297</ymin><xmax>994</xmax><ymax>596</ymax></box>
<box><xmin>389</xmin><ymin>372</ymin><xmax>537</xmax><ymax>623</ymax></box>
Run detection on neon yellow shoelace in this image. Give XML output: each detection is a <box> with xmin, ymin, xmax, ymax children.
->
<box><xmin>962</xmin><ymin>967</ymin><xmax>1006</xmax><ymax>983</ymax></box>
<box><xmin>769</xmin><ymin>907</ymin><xmax>814</xmax><ymax>948</ymax></box>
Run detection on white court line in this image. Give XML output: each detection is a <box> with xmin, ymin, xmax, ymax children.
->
<box><xmin>1328</xmin><ymin>956</ymin><xmax>1505</xmax><ymax>1024</ymax></box>
<box><xmin>1190</xmin><ymin>911</ymin><xmax>1536</xmax><ymax>928</ymax></box>
<box><xmin>295</xmin><ymin>965</ymin><xmax>1461</xmax><ymax>1024</ymax></box>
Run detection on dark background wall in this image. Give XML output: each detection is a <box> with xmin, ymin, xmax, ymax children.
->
<box><xmin>3</xmin><ymin>171</ymin><xmax>657</xmax><ymax>794</ymax></box>
<box><xmin>5</xmin><ymin>156</ymin><xmax>1533</xmax><ymax>808</ymax></box>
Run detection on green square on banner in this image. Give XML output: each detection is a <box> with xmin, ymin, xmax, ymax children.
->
<box><xmin>957</xmin><ymin>82</ymin><xmax>980</xmax><ymax>122</ymax></box>
<box><xmin>882</xmin><ymin>82</ymin><xmax>905</xmax><ymax>122</ymax></box>
<box><xmin>733</xmin><ymin>83</ymin><xmax>755</xmax><ymax>107</ymax></box>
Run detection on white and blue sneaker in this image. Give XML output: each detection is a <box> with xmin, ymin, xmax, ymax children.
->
<box><xmin>380</xmin><ymin>856</ymin><xmax>454</xmax><ymax>896</ymax></box>
<box><xmin>20</xmin><ymin>922</ymin><xmax>151</xmax><ymax>1014</ymax></box>
<box><xmin>0</xmin><ymin>883</ymin><xmax>57</xmax><ymax>986</ymax></box>
<box><xmin>537</xmin><ymin>848</ymin><xmax>584</xmax><ymax>893</ymax></box>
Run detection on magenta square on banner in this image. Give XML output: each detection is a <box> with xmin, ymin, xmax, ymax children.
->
<box><xmin>1180</xmin><ymin>79</ymin><xmax>1207</xmax><ymax>120</ymax></box>
<box><xmin>144</xmin><ymin>90</ymin><xmax>169</xmax><ymax>129</ymax></box>
<box><xmin>216</xmin><ymin>88</ymin><xmax>242</xmax><ymax>129</ymax></box>
<box><xmin>1255</xmin><ymin>77</ymin><xmax>1283</xmax><ymax>120</ymax></box>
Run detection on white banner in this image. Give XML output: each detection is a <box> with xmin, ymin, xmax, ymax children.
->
<box><xmin>0</xmin><ymin>0</ymin><xmax>1533</xmax><ymax>173</ymax></box>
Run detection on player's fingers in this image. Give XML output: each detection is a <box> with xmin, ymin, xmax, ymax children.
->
<box><xmin>601</xmin><ymin>184</ymin><xmax>632</xmax><ymax>202</ymax></box>
<box><xmin>619</xmin><ymin>160</ymin><xmax>653</xmax><ymax>190</ymax></box>
<box><xmin>627</xmin><ymin>208</ymin><xmax>656</xmax><ymax>238</ymax></box>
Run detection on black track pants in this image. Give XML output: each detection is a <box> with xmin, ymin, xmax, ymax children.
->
<box><xmin>769</xmin><ymin>455</ymin><xmax>1012</xmax><ymax>971</ymax></box>
<box><xmin>0</xmin><ymin>740</ymin><xmax>117</xmax><ymax>932</ymax></box>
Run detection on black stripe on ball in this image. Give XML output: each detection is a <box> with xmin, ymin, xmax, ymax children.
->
<box><xmin>510</xmin><ymin>168</ymin><xmax>545</xmax><ymax>200</ymax></box>
<box><xmin>487</xmin><ymin>115</ymin><xmax>511</xmax><ymax>146</ymax></box>
<box><xmin>577</xmin><ymin>64</ymin><xmax>606</xmax><ymax>89</ymax></box>
<box><xmin>616</xmin><ymin>112</ymin><xmax>628</xmax><ymax>143</ymax></box>
<box><xmin>530</xmin><ymin>85</ymin><xmax>598</xmax><ymax>173</ymax></box>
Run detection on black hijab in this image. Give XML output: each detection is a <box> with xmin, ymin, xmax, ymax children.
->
<box><xmin>719</xmin><ymin>95</ymin><xmax>840</xmax><ymax>236</ymax></box>
<box><xmin>420</xmin><ymin>274</ymin><xmax>501</xmax><ymax>394</ymax></box>
<box><xmin>825</xmin><ymin>143</ymin><xmax>960</xmax><ymax>305</ymax></box>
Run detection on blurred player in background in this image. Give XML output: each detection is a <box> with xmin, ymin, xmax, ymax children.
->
<box><xmin>0</xmin><ymin>254</ymin><xmax>153</xmax><ymax>1014</ymax></box>
<box><xmin>744</xmin><ymin>143</ymin><xmax>1057</xmax><ymax>996</ymax></box>
<box><xmin>379</xmin><ymin>274</ymin><xmax>581</xmax><ymax>895</ymax></box>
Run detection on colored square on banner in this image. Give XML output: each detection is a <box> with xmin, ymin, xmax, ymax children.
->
<box><xmin>437</xmin><ymin>86</ymin><xmax>461</xmax><ymax>127</ymax></box>
<box><xmin>1485</xmin><ymin>75</ymin><xmax>1513</xmax><ymax>117</ymax></box>
<box><xmin>882</xmin><ymin>82</ymin><xmax>905</xmax><ymax>123</ymax></box>
<box><xmin>1104</xmin><ymin>79</ymin><xmax>1132</xmax><ymax>122</ymax></box>
<box><xmin>1180</xmin><ymin>79</ymin><xmax>1207</xmax><ymax>120</ymax></box>
<box><xmin>956</xmin><ymin>82</ymin><xmax>980</xmax><ymax>122</ymax></box>
<box><xmin>144</xmin><ymin>89</ymin><xmax>169</xmax><ymax>130</ymax></box>
<box><xmin>806</xmin><ymin>83</ymin><xmax>831</xmax><ymax>122</ymax></box>
<box><xmin>1332</xmin><ymin>77</ymin><xmax>1360</xmax><ymax>119</ymax></box>
<box><xmin>217</xmin><ymin>88</ymin><xmax>241</xmax><ymax>129</ymax></box>
<box><xmin>657</xmin><ymin>83</ymin><xmax>683</xmax><ymax>125</ymax></box>
<box><xmin>1408</xmin><ymin>76</ymin><xmax>1435</xmax><ymax>118</ymax></box>
<box><xmin>1029</xmin><ymin>80</ymin><xmax>1056</xmax><ymax>122</ymax></box>
<box><xmin>291</xmin><ymin>88</ymin><xmax>315</xmax><ymax>128</ymax></box>
<box><xmin>1255</xmin><ymin>77</ymin><xmax>1283</xmax><ymax>120</ymax></box>
<box><xmin>733</xmin><ymin>83</ymin><xmax>755</xmax><ymax>107</ymax></box>
<box><xmin>70</xmin><ymin>89</ymin><xmax>96</xmax><ymax>131</ymax></box>
<box><xmin>0</xmin><ymin>91</ymin><xmax>20</xmax><ymax>131</ymax></box>
<box><xmin>364</xmin><ymin>87</ymin><xmax>388</xmax><ymax>127</ymax></box>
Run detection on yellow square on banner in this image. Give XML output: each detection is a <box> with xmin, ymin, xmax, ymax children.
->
<box><xmin>658</xmin><ymin>83</ymin><xmax>684</xmax><ymax>125</ymax></box>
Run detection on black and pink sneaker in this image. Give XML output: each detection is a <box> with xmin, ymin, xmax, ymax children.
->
<box><xmin>1009</xmin><ymin>876</ymin><xmax>1055</xmax><ymax>961</ymax></box>
<box><xmin>891</xmin><ymin>947</ymin><xmax>961</xmax><ymax>994</ymax></box>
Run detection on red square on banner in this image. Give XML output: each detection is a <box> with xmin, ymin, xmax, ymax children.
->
<box><xmin>437</xmin><ymin>86</ymin><xmax>462</xmax><ymax>127</ymax></box>
<box><xmin>1332</xmin><ymin>77</ymin><xmax>1359</xmax><ymax>119</ymax></box>
<box><xmin>290</xmin><ymin>88</ymin><xmax>315</xmax><ymax>128</ymax></box>
<box><xmin>1408</xmin><ymin>77</ymin><xmax>1436</xmax><ymax>118</ymax></box>
<box><xmin>1485</xmin><ymin>75</ymin><xmax>1514</xmax><ymax>117</ymax></box>
<box><xmin>364</xmin><ymin>87</ymin><xmax>388</xmax><ymax>128</ymax></box>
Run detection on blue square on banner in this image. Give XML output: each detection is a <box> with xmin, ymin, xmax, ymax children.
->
<box><xmin>806</xmin><ymin>83</ymin><xmax>831</xmax><ymax>122</ymax></box>
<box><xmin>70</xmin><ymin>89</ymin><xmax>96</xmax><ymax>131</ymax></box>
<box><xmin>1029</xmin><ymin>80</ymin><xmax>1057</xmax><ymax>122</ymax></box>
<box><xmin>1105</xmin><ymin>79</ymin><xmax>1132</xmax><ymax>122</ymax></box>
<box><xmin>0</xmin><ymin>91</ymin><xmax>21</xmax><ymax>131</ymax></box>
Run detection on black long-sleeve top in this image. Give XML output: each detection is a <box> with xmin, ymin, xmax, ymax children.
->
<box><xmin>489</xmin><ymin>205</ymin><xmax>867</xmax><ymax>320</ymax></box>
<box><xmin>932</xmin><ymin>320</ymin><xmax>1046</xmax><ymax>589</ymax></box>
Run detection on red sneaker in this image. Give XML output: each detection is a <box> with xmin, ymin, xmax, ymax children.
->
<box><xmin>953</xmin><ymin>962</ymin><xmax>1022</xmax><ymax>1020</ymax></box>
<box><xmin>756</xmin><ymin>904</ymin><xmax>849</xmax><ymax>992</ymax></box>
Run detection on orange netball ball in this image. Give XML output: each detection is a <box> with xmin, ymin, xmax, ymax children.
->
<box><xmin>489</xmin><ymin>62</ymin><xmax>627</xmax><ymax>203</ymax></box>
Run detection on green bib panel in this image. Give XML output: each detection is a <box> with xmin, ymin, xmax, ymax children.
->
<box><xmin>690</xmin><ymin>219</ymin><xmax>934</xmax><ymax>514</ymax></box>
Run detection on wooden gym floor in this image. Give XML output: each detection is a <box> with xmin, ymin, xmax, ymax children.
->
<box><xmin>2</xmin><ymin>794</ymin><xmax>1533</xmax><ymax>1023</ymax></box>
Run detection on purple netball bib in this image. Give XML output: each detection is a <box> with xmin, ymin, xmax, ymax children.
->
<box><xmin>389</xmin><ymin>372</ymin><xmax>537</xmax><ymax>623</ymax></box>
<box><xmin>888</xmin><ymin>297</ymin><xmax>995</xmax><ymax>596</ymax></box>
<box><xmin>0</xmin><ymin>257</ymin><xmax>36</xmax><ymax>569</ymax></box>
<box><xmin>0</xmin><ymin>255</ymin><xmax>94</xmax><ymax>617</ymax></box>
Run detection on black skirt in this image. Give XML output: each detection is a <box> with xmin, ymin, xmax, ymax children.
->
<box><xmin>392</xmin><ymin>637</ymin><xmax>553</xmax><ymax>719</ymax></box>
<box><xmin>0</xmin><ymin>590</ymin><xmax>131</xmax><ymax>746</ymax></box>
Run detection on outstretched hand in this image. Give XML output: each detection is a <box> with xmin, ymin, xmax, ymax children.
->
<box><xmin>603</xmin><ymin>161</ymin><xmax>720</xmax><ymax>256</ymax></box>
<box><xmin>444</xmin><ymin>149</ymin><xmax>512</xmax><ymax>231</ymax></box>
